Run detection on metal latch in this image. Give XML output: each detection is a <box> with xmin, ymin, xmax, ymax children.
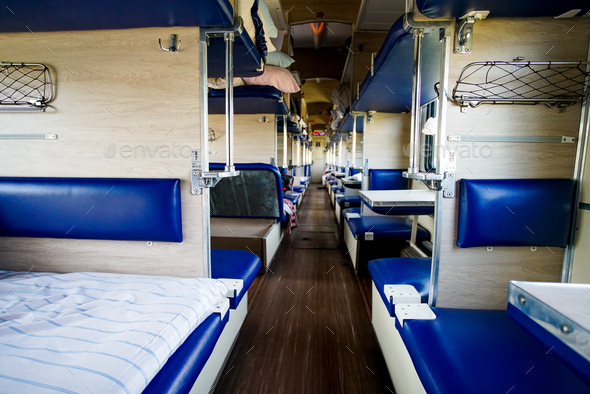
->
<box><xmin>454</xmin><ymin>11</ymin><xmax>489</xmax><ymax>54</ymax></box>
<box><xmin>191</xmin><ymin>150</ymin><xmax>239</xmax><ymax>195</ymax></box>
<box><xmin>364</xmin><ymin>232</ymin><xmax>374</xmax><ymax>241</ymax></box>
<box><xmin>441</xmin><ymin>172</ymin><xmax>456</xmax><ymax>198</ymax></box>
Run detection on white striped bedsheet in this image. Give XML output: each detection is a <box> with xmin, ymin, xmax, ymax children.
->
<box><xmin>0</xmin><ymin>270</ymin><xmax>228</xmax><ymax>394</ymax></box>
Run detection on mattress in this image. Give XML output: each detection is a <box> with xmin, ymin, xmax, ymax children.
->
<box><xmin>0</xmin><ymin>270</ymin><xmax>228</xmax><ymax>394</ymax></box>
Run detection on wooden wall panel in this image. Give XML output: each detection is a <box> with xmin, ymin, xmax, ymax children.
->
<box><xmin>435</xmin><ymin>17</ymin><xmax>590</xmax><ymax>309</ymax></box>
<box><xmin>0</xmin><ymin>27</ymin><xmax>206</xmax><ymax>277</ymax></box>
<box><xmin>363</xmin><ymin>112</ymin><xmax>411</xmax><ymax>168</ymax></box>
<box><xmin>209</xmin><ymin>114</ymin><xmax>275</xmax><ymax>164</ymax></box>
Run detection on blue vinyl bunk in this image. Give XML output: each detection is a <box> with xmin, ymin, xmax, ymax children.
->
<box><xmin>0</xmin><ymin>1</ymin><xmax>267</xmax><ymax>392</ymax></box>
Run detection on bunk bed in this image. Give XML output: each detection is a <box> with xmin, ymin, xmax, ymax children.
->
<box><xmin>0</xmin><ymin>0</ymin><xmax>270</xmax><ymax>392</ymax></box>
<box><xmin>368</xmin><ymin>178</ymin><xmax>590</xmax><ymax>393</ymax></box>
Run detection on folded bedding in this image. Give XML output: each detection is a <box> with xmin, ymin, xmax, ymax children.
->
<box><xmin>0</xmin><ymin>271</ymin><xmax>228</xmax><ymax>394</ymax></box>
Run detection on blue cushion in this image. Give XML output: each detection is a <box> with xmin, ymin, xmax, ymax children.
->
<box><xmin>336</xmin><ymin>113</ymin><xmax>364</xmax><ymax>133</ymax></box>
<box><xmin>143</xmin><ymin>313</ymin><xmax>227</xmax><ymax>394</ymax></box>
<box><xmin>0</xmin><ymin>177</ymin><xmax>182</xmax><ymax>242</ymax></box>
<box><xmin>368</xmin><ymin>257</ymin><xmax>431</xmax><ymax>315</ymax></box>
<box><xmin>350</xmin><ymin>168</ymin><xmax>361</xmax><ymax>176</ymax></box>
<box><xmin>208</xmin><ymin>86</ymin><xmax>289</xmax><ymax>115</ymax></box>
<box><xmin>457</xmin><ymin>179</ymin><xmax>573</xmax><ymax>248</ymax></box>
<box><xmin>212</xmin><ymin>249</ymin><xmax>261</xmax><ymax>309</ymax></box>
<box><xmin>277</xmin><ymin>119</ymin><xmax>301</xmax><ymax>134</ymax></box>
<box><xmin>346</xmin><ymin>215</ymin><xmax>429</xmax><ymax>240</ymax></box>
<box><xmin>370</xmin><ymin>205</ymin><xmax>435</xmax><ymax>216</ymax></box>
<box><xmin>0</xmin><ymin>0</ymin><xmax>234</xmax><ymax>32</ymax></box>
<box><xmin>331</xmin><ymin>186</ymin><xmax>343</xmax><ymax>193</ymax></box>
<box><xmin>416</xmin><ymin>0</ymin><xmax>590</xmax><ymax>18</ymax></box>
<box><xmin>397</xmin><ymin>308</ymin><xmax>590</xmax><ymax>394</ymax></box>
<box><xmin>352</xmin><ymin>15</ymin><xmax>441</xmax><ymax>113</ymax></box>
<box><xmin>369</xmin><ymin>169</ymin><xmax>408</xmax><ymax>190</ymax></box>
<box><xmin>293</xmin><ymin>186</ymin><xmax>305</xmax><ymax>193</ymax></box>
<box><xmin>336</xmin><ymin>195</ymin><xmax>362</xmax><ymax>208</ymax></box>
<box><xmin>207</xmin><ymin>30</ymin><xmax>264</xmax><ymax>78</ymax></box>
<box><xmin>283</xmin><ymin>193</ymin><xmax>300</xmax><ymax>205</ymax></box>
<box><xmin>342</xmin><ymin>207</ymin><xmax>361</xmax><ymax>217</ymax></box>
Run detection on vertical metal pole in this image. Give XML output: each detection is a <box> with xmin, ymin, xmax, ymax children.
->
<box><xmin>200</xmin><ymin>30</ymin><xmax>212</xmax><ymax>278</ymax></box>
<box><xmin>339</xmin><ymin>139</ymin><xmax>343</xmax><ymax>167</ymax></box>
<box><xmin>224</xmin><ymin>32</ymin><xmax>235</xmax><ymax>172</ymax></box>
<box><xmin>429</xmin><ymin>29</ymin><xmax>451</xmax><ymax>307</ymax></box>
<box><xmin>283</xmin><ymin>116</ymin><xmax>288</xmax><ymax>168</ymax></box>
<box><xmin>361</xmin><ymin>114</ymin><xmax>367</xmax><ymax>168</ymax></box>
<box><xmin>274</xmin><ymin>115</ymin><xmax>278</xmax><ymax>167</ymax></box>
<box><xmin>408</xmin><ymin>28</ymin><xmax>424</xmax><ymax>174</ymax></box>
<box><xmin>352</xmin><ymin>114</ymin><xmax>357</xmax><ymax>169</ymax></box>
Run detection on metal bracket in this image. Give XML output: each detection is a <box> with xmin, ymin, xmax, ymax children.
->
<box><xmin>190</xmin><ymin>150</ymin><xmax>239</xmax><ymax>195</ymax></box>
<box><xmin>367</xmin><ymin>111</ymin><xmax>375</xmax><ymax>124</ymax></box>
<box><xmin>441</xmin><ymin>172</ymin><xmax>456</xmax><ymax>198</ymax></box>
<box><xmin>159</xmin><ymin>34</ymin><xmax>181</xmax><ymax>52</ymax></box>
<box><xmin>454</xmin><ymin>11</ymin><xmax>489</xmax><ymax>54</ymax></box>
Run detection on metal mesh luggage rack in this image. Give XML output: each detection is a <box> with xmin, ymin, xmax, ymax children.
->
<box><xmin>452</xmin><ymin>61</ymin><xmax>590</xmax><ymax>111</ymax></box>
<box><xmin>0</xmin><ymin>63</ymin><xmax>54</xmax><ymax>111</ymax></box>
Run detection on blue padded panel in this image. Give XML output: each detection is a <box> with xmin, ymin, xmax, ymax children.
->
<box><xmin>368</xmin><ymin>257</ymin><xmax>431</xmax><ymax>316</ymax></box>
<box><xmin>507</xmin><ymin>303</ymin><xmax>590</xmax><ymax>385</ymax></box>
<box><xmin>210</xmin><ymin>163</ymin><xmax>285</xmax><ymax>221</ymax></box>
<box><xmin>369</xmin><ymin>205</ymin><xmax>435</xmax><ymax>216</ymax></box>
<box><xmin>416</xmin><ymin>0</ymin><xmax>590</xmax><ymax>18</ymax></box>
<box><xmin>277</xmin><ymin>119</ymin><xmax>301</xmax><ymax>134</ymax></box>
<box><xmin>0</xmin><ymin>177</ymin><xmax>182</xmax><ymax>242</ymax></box>
<box><xmin>352</xmin><ymin>16</ymin><xmax>441</xmax><ymax>113</ymax></box>
<box><xmin>346</xmin><ymin>216</ymin><xmax>429</xmax><ymax>240</ymax></box>
<box><xmin>397</xmin><ymin>308</ymin><xmax>590</xmax><ymax>394</ymax></box>
<box><xmin>0</xmin><ymin>0</ymin><xmax>234</xmax><ymax>33</ymax></box>
<box><xmin>209</xmin><ymin>86</ymin><xmax>288</xmax><ymax>114</ymax></box>
<box><xmin>369</xmin><ymin>169</ymin><xmax>408</xmax><ymax>190</ymax></box>
<box><xmin>283</xmin><ymin>193</ymin><xmax>300</xmax><ymax>205</ymax></box>
<box><xmin>457</xmin><ymin>179</ymin><xmax>573</xmax><ymax>248</ymax></box>
<box><xmin>143</xmin><ymin>313</ymin><xmax>227</xmax><ymax>394</ymax></box>
<box><xmin>350</xmin><ymin>168</ymin><xmax>361</xmax><ymax>175</ymax></box>
<box><xmin>293</xmin><ymin>186</ymin><xmax>305</xmax><ymax>193</ymax></box>
<box><xmin>207</xmin><ymin>33</ymin><xmax>264</xmax><ymax>78</ymax></box>
<box><xmin>336</xmin><ymin>113</ymin><xmax>364</xmax><ymax>133</ymax></box>
<box><xmin>212</xmin><ymin>249</ymin><xmax>261</xmax><ymax>309</ymax></box>
<box><xmin>337</xmin><ymin>195</ymin><xmax>362</xmax><ymax>208</ymax></box>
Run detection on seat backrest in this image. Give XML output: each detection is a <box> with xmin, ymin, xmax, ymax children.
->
<box><xmin>369</xmin><ymin>169</ymin><xmax>408</xmax><ymax>190</ymax></box>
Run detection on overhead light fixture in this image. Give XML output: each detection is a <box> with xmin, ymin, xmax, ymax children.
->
<box><xmin>311</xmin><ymin>22</ymin><xmax>325</xmax><ymax>49</ymax></box>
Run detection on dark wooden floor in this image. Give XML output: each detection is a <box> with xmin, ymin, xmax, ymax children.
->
<box><xmin>214</xmin><ymin>185</ymin><xmax>394</xmax><ymax>394</ymax></box>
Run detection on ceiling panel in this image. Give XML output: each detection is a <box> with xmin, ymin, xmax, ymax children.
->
<box><xmin>356</xmin><ymin>0</ymin><xmax>405</xmax><ymax>31</ymax></box>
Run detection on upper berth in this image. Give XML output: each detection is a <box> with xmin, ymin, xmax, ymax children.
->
<box><xmin>209</xmin><ymin>86</ymin><xmax>289</xmax><ymax>115</ymax></box>
<box><xmin>351</xmin><ymin>16</ymin><xmax>441</xmax><ymax>113</ymax></box>
<box><xmin>415</xmin><ymin>0</ymin><xmax>590</xmax><ymax>19</ymax></box>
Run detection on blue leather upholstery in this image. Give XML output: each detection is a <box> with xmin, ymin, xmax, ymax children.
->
<box><xmin>143</xmin><ymin>313</ymin><xmax>227</xmax><ymax>394</ymax></box>
<box><xmin>0</xmin><ymin>177</ymin><xmax>182</xmax><ymax>242</ymax></box>
<box><xmin>0</xmin><ymin>0</ymin><xmax>234</xmax><ymax>32</ymax></box>
<box><xmin>369</xmin><ymin>169</ymin><xmax>408</xmax><ymax>190</ymax></box>
<box><xmin>416</xmin><ymin>0</ymin><xmax>590</xmax><ymax>18</ymax></box>
<box><xmin>336</xmin><ymin>113</ymin><xmax>364</xmax><ymax>133</ymax></box>
<box><xmin>209</xmin><ymin>86</ymin><xmax>289</xmax><ymax>114</ymax></box>
<box><xmin>368</xmin><ymin>257</ymin><xmax>431</xmax><ymax>315</ymax></box>
<box><xmin>283</xmin><ymin>193</ymin><xmax>300</xmax><ymax>206</ymax></box>
<box><xmin>346</xmin><ymin>216</ymin><xmax>429</xmax><ymax>240</ymax></box>
<box><xmin>212</xmin><ymin>249</ymin><xmax>261</xmax><ymax>309</ymax></box>
<box><xmin>370</xmin><ymin>205</ymin><xmax>435</xmax><ymax>216</ymax></box>
<box><xmin>293</xmin><ymin>186</ymin><xmax>305</xmax><ymax>193</ymax></box>
<box><xmin>397</xmin><ymin>308</ymin><xmax>590</xmax><ymax>394</ymax></box>
<box><xmin>336</xmin><ymin>195</ymin><xmax>362</xmax><ymax>208</ymax></box>
<box><xmin>277</xmin><ymin>119</ymin><xmax>302</xmax><ymax>134</ymax></box>
<box><xmin>350</xmin><ymin>168</ymin><xmax>361</xmax><ymax>176</ymax></box>
<box><xmin>210</xmin><ymin>163</ymin><xmax>286</xmax><ymax>221</ymax></box>
<box><xmin>507</xmin><ymin>303</ymin><xmax>590</xmax><ymax>385</ymax></box>
<box><xmin>352</xmin><ymin>16</ymin><xmax>441</xmax><ymax>113</ymax></box>
<box><xmin>457</xmin><ymin>179</ymin><xmax>573</xmax><ymax>248</ymax></box>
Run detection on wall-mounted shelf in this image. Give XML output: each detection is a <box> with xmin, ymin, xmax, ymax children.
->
<box><xmin>448</xmin><ymin>135</ymin><xmax>575</xmax><ymax>143</ymax></box>
<box><xmin>1</xmin><ymin>63</ymin><xmax>53</xmax><ymax>111</ymax></box>
<box><xmin>453</xmin><ymin>61</ymin><xmax>590</xmax><ymax>111</ymax></box>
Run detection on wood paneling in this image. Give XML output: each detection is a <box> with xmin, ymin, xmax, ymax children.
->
<box><xmin>0</xmin><ymin>27</ymin><xmax>206</xmax><ymax>277</ymax></box>
<box><xmin>214</xmin><ymin>186</ymin><xmax>394</xmax><ymax>394</ymax></box>
<box><xmin>364</xmin><ymin>112</ymin><xmax>411</xmax><ymax>168</ymax></box>
<box><xmin>209</xmin><ymin>114</ymin><xmax>275</xmax><ymax>164</ymax></box>
<box><xmin>435</xmin><ymin>17</ymin><xmax>590</xmax><ymax>309</ymax></box>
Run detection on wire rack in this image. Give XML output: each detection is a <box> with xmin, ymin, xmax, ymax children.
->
<box><xmin>452</xmin><ymin>61</ymin><xmax>590</xmax><ymax>109</ymax></box>
<box><xmin>0</xmin><ymin>62</ymin><xmax>53</xmax><ymax>108</ymax></box>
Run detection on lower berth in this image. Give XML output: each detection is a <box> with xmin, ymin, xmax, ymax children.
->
<box><xmin>0</xmin><ymin>270</ymin><xmax>229</xmax><ymax>394</ymax></box>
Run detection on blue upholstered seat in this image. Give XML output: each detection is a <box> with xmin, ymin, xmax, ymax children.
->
<box><xmin>368</xmin><ymin>257</ymin><xmax>431</xmax><ymax>315</ymax></box>
<box><xmin>211</xmin><ymin>249</ymin><xmax>261</xmax><ymax>309</ymax></box>
<box><xmin>346</xmin><ymin>215</ymin><xmax>429</xmax><ymax>241</ymax></box>
<box><xmin>283</xmin><ymin>193</ymin><xmax>300</xmax><ymax>205</ymax></box>
<box><xmin>397</xmin><ymin>308</ymin><xmax>590</xmax><ymax>394</ymax></box>
<box><xmin>293</xmin><ymin>186</ymin><xmax>305</xmax><ymax>193</ymax></box>
<box><xmin>143</xmin><ymin>313</ymin><xmax>228</xmax><ymax>394</ymax></box>
<box><xmin>336</xmin><ymin>195</ymin><xmax>362</xmax><ymax>208</ymax></box>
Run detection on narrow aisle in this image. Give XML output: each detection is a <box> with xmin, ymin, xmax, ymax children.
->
<box><xmin>215</xmin><ymin>185</ymin><xmax>394</xmax><ymax>394</ymax></box>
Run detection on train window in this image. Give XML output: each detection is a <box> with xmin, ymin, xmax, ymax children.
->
<box><xmin>419</xmin><ymin>100</ymin><xmax>437</xmax><ymax>173</ymax></box>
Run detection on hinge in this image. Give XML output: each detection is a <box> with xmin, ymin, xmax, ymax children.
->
<box><xmin>441</xmin><ymin>172</ymin><xmax>456</xmax><ymax>198</ymax></box>
<box><xmin>190</xmin><ymin>150</ymin><xmax>239</xmax><ymax>195</ymax></box>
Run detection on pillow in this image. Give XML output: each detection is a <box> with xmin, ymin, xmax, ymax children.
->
<box><xmin>242</xmin><ymin>65</ymin><xmax>300</xmax><ymax>93</ymax></box>
<box><xmin>207</xmin><ymin>78</ymin><xmax>246</xmax><ymax>89</ymax></box>
<box><xmin>266</xmin><ymin>51</ymin><xmax>295</xmax><ymax>68</ymax></box>
<box><xmin>258</xmin><ymin>0</ymin><xmax>278</xmax><ymax>38</ymax></box>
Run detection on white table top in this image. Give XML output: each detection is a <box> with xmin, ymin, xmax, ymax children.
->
<box><xmin>359</xmin><ymin>190</ymin><xmax>435</xmax><ymax>207</ymax></box>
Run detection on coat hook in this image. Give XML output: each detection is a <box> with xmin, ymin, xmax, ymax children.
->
<box><xmin>159</xmin><ymin>34</ymin><xmax>181</xmax><ymax>52</ymax></box>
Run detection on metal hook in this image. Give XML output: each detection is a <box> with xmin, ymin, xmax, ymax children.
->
<box><xmin>159</xmin><ymin>34</ymin><xmax>181</xmax><ymax>52</ymax></box>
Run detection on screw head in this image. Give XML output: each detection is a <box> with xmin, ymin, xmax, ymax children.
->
<box><xmin>560</xmin><ymin>324</ymin><xmax>572</xmax><ymax>334</ymax></box>
<box><xmin>518</xmin><ymin>295</ymin><xmax>526</xmax><ymax>305</ymax></box>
